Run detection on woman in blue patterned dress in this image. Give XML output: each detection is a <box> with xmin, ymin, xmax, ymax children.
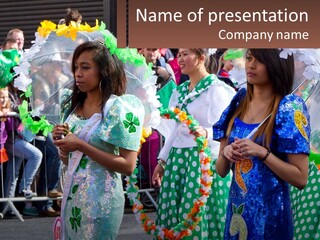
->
<box><xmin>52</xmin><ymin>41</ymin><xmax>144</xmax><ymax>240</ymax></box>
<box><xmin>213</xmin><ymin>49</ymin><xmax>310</xmax><ymax>240</ymax></box>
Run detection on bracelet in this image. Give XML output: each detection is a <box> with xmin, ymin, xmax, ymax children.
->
<box><xmin>260</xmin><ymin>148</ymin><xmax>271</xmax><ymax>162</ymax></box>
<box><xmin>157</xmin><ymin>159</ymin><xmax>166</xmax><ymax>169</ymax></box>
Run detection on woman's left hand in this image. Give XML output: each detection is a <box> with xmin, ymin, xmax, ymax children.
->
<box><xmin>191</xmin><ymin>126</ymin><xmax>207</xmax><ymax>138</ymax></box>
<box><xmin>53</xmin><ymin>133</ymin><xmax>82</xmax><ymax>153</ymax></box>
<box><xmin>234</xmin><ymin>137</ymin><xmax>265</xmax><ymax>159</ymax></box>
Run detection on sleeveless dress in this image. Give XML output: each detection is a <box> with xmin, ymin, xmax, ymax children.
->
<box><xmin>62</xmin><ymin>95</ymin><xmax>144</xmax><ymax>240</ymax></box>
<box><xmin>213</xmin><ymin>89</ymin><xmax>311</xmax><ymax>240</ymax></box>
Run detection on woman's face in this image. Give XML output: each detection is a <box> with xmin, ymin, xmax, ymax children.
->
<box><xmin>245</xmin><ymin>51</ymin><xmax>269</xmax><ymax>85</ymax></box>
<box><xmin>177</xmin><ymin>48</ymin><xmax>202</xmax><ymax>75</ymax></box>
<box><xmin>74</xmin><ymin>50</ymin><xmax>100</xmax><ymax>93</ymax></box>
<box><xmin>0</xmin><ymin>90</ymin><xmax>9</xmax><ymax>109</ymax></box>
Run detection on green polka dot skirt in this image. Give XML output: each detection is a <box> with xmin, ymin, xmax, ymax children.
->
<box><xmin>291</xmin><ymin>163</ymin><xmax>320</xmax><ymax>240</ymax></box>
<box><xmin>157</xmin><ymin>147</ymin><xmax>231</xmax><ymax>239</ymax></box>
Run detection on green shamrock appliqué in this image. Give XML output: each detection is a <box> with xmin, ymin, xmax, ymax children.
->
<box><xmin>76</xmin><ymin>158</ymin><xmax>88</xmax><ymax>172</ymax></box>
<box><xmin>69</xmin><ymin>206</ymin><xmax>82</xmax><ymax>232</ymax></box>
<box><xmin>72</xmin><ymin>185</ymin><xmax>79</xmax><ymax>194</ymax></box>
<box><xmin>123</xmin><ymin>112</ymin><xmax>140</xmax><ymax>133</ymax></box>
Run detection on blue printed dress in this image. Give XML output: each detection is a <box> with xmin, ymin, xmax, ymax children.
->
<box><xmin>62</xmin><ymin>95</ymin><xmax>144</xmax><ymax>240</ymax></box>
<box><xmin>213</xmin><ymin>89</ymin><xmax>310</xmax><ymax>240</ymax></box>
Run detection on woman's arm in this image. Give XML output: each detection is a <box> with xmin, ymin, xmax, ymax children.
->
<box><xmin>58</xmin><ymin>149</ymin><xmax>69</xmax><ymax>165</ymax></box>
<box><xmin>216</xmin><ymin>138</ymin><xmax>233</xmax><ymax>177</ymax></box>
<box><xmin>235</xmin><ymin>138</ymin><xmax>309</xmax><ymax>189</ymax></box>
<box><xmin>263</xmin><ymin>151</ymin><xmax>308</xmax><ymax>190</ymax></box>
<box><xmin>54</xmin><ymin>133</ymin><xmax>137</xmax><ymax>176</ymax></box>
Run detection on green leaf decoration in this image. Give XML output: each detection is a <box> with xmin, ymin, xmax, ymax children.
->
<box><xmin>132</xmin><ymin>116</ymin><xmax>140</xmax><ymax>126</ymax></box>
<box><xmin>99</xmin><ymin>21</ymin><xmax>106</xmax><ymax>31</ymax></box>
<box><xmin>309</xmin><ymin>151</ymin><xmax>320</xmax><ymax>165</ymax></box>
<box><xmin>67</xmin><ymin>196</ymin><xmax>72</xmax><ymax>201</ymax></box>
<box><xmin>79</xmin><ymin>158</ymin><xmax>88</xmax><ymax>170</ymax></box>
<box><xmin>18</xmin><ymin>100</ymin><xmax>53</xmax><ymax>136</ymax></box>
<box><xmin>128</xmin><ymin>125</ymin><xmax>137</xmax><ymax>133</ymax></box>
<box><xmin>195</xmin><ymin>136</ymin><xmax>206</xmax><ymax>151</ymax></box>
<box><xmin>72</xmin><ymin>185</ymin><xmax>79</xmax><ymax>194</ymax></box>
<box><xmin>25</xmin><ymin>84</ymin><xmax>33</xmax><ymax>98</ymax></box>
<box><xmin>0</xmin><ymin>49</ymin><xmax>20</xmax><ymax>88</ymax></box>
<box><xmin>75</xmin><ymin>207</ymin><xmax>81</xmax><ymax>216</ymax></box>
<box><xmin>18</xmin><ymin>100</ymin><xmax>29</xmax><ymax>119</ymax></box>
<box><xmin>123</xmin><ymin>112</ymin><xmax>140</xmax><ymax>133</ymax></box>
<box><xmin>70</xmin><ymin>206</ymin><xmax>82</xmax><ymax>232</ymax></box>
<box><xmin>238</xmin><ymin>203</ymin><xmax>245</xmax><ymax>215</ymax></box>
<box><xmin>223</xmin><ymin>49</ymin><xmax>245</xmax><ymax>60</ymax></box>
<box><xmin>232</xmin><ymin>203</ymin><xmax>237</xmax><ymax>214</ymax></box>
<box><xmin>70</xmin><ymin>125</ymin><xmax>76</xmax><ymax>133</ymax></box>
<box><xmin>126</xmin><ymin>112</ymin><xmax>133</xmax><ymax>122</ymax></box>
<box><xmin>123</xmin><ymin>120</ymin><xmax>130</xmax><ymax>129</ymax></box>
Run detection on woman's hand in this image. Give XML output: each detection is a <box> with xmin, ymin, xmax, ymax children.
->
<box><xmin>1</xmin><ymin>108</ymin><xmax>10</xmax><ymax>116</ymax></box>
<box><xmin>233</xmin><ymin>137</ymin><xmax>266</xmax><ymax>159</ymax></box>
<box><xmin>152</xmin><ymin>163</ymin><xmax>165</xmax><ymax>188</ymax></box>
<box><xmin>191</xmin><ymin>126</ymin><xmax>208</xmax><ymax>138</ymax></box>
<box><xmin>52</xmin><ymin>123</ymin><xmax>70</xmax><ymax>140</ymax></box>
<box><xmin>222</xmin><ymin>143</ymin><xmax>243</xmax><ymax>163</ymax></box>
<box><xmin>53</xmin><ymin>133</ymin><xmax>82</xmax><ymax>153</ymax></box>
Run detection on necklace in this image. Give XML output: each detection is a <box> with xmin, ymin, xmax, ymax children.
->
<box><xmin>249</xmin><ymin>106</ymin><xmax>266</xmax><ymax>122</ymax></box>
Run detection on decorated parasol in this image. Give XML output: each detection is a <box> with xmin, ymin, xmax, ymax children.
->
<box><xmin>13</xmin><ymin>20</ymin><xmax>161</xmax><ymax>136</ymax></box>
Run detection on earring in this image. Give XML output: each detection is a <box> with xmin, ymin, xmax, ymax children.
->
<box><xmin>99</xmin><ymin>81</ymin><xmax>102</xmax><ymax>93</ymax></box>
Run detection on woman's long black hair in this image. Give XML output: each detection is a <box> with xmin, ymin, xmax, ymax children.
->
<box><xmin>63</xmin><ymin>41</ymin><xmax>126</xmax><ymax>119</ymax></box>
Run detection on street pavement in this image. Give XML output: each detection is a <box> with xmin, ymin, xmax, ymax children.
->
<box><xmin>0</xmin><ymin>210</ymin><xmax>156</xmax><ymax>240</ymax></box>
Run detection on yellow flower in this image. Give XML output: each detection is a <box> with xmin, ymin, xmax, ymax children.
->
<box><xmin>38</xmin><ymin>20</ymin><xmax>57</xmax><ymax>37</ymax></box>
<box><xmin>203</xmin><ymin>139</ymin><xmax>208</xmax><ymax>148</ymax></box>
<box><xmin>38</xmin><ymin>19</ymin><xmax>101</xmax><ymax>41</ymax></box>
<box><xmin>56</xmin><ymin>24</ymin><xmax>69</xmax><ymax>37</ymax></box>
<box><xmin>178</xmin><ymin>111</ymin><xmax>187</xmax><ymax>121</ymax></box>
<box><xmin>140</xmin><ymin>127</ymin><xmax>152</xmax><ymax>144</ymax></box>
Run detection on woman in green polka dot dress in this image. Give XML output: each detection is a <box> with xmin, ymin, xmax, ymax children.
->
<box><xmin>152</xmin><ymin>48</ymin><xmax>236</xmax><ymax>239</ymax></box>
<box><xmin>291</xmin><ymin>129</ymin><xmax>320</xmax><ymax>240</ymax></box>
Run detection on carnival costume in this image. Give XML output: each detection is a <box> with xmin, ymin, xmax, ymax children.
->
<box><xmin>213</xmin><ymin>88</ymin><xmax>311</xmax><ymax>240</ymax></box>
<box><xmin>156</xmin><ymin>74</ymin><xmax>235</xmax><ymax>239</ymax></box>
<box><xmin>60</xmin><ymin>94</ymin><xmax>144</xmax><ymax>239</ymax></box>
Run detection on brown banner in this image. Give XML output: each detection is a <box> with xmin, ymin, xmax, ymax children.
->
<box><xmin>117</xmin><ymin>0</ymin><xmax>319</xmax><ymax>48</ymax></box>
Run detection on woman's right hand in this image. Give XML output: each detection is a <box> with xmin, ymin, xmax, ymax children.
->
<box><xmin>52</xmin><ymin>123</ymin><xmax>70</xmax><ymax>141</ymax></box>
<box><xmin>152</xmin><ymin>163</ymin><xmax>165</xmax><ymax>188</ymax></box>
<box><xmin>223</xmin><ymin>141</ymin><xmax>243</xmax><ymax>163</ymax></box>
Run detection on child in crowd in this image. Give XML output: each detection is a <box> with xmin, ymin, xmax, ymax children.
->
<box><xmin>2</xmin><ymin>82</ymin><xmax>43</xmax><ymax>216</ymax></box>
<box><xmin>0</xmin><ymin>87</ymin><xmax>11</xmax><ymax>164</ymax></box>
